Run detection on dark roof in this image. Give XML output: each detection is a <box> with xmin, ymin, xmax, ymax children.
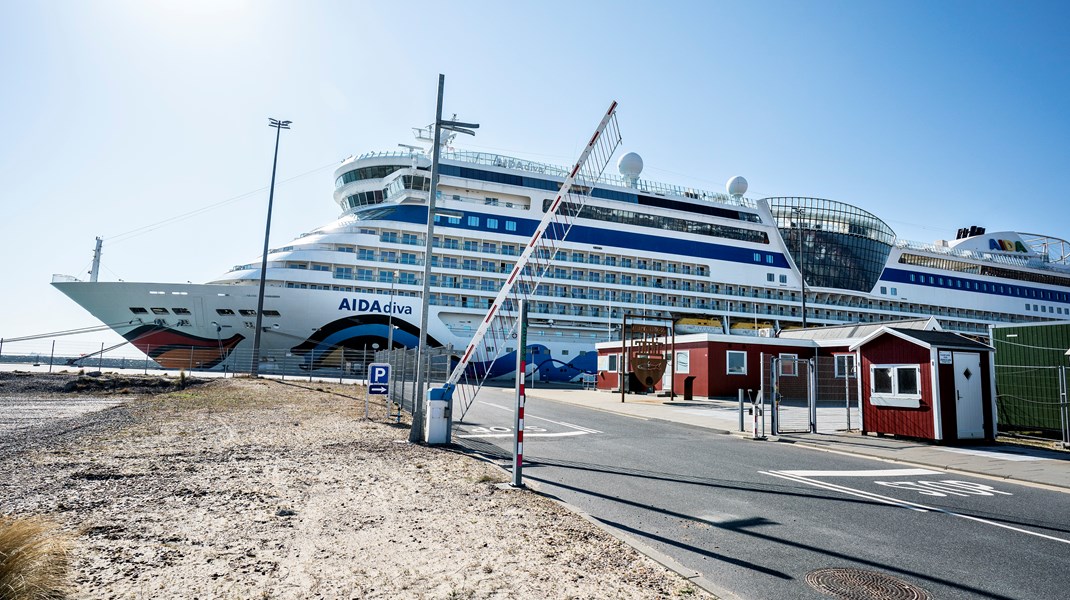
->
<box><xmin>886</xmin><ymin>328</ymin><xmax>994</xmax><ymax>351</ymax></box>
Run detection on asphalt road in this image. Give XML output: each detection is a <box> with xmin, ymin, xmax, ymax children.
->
<box><xmin>454</xmin><ymin>386</ymin><xmax>1070</xmax><ymax>600</ymax></box>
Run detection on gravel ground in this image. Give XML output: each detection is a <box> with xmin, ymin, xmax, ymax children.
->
<box><xmin>0</xmin><ymin>374</ymin><xmax>712</xmax><ymax>599</ymax></box>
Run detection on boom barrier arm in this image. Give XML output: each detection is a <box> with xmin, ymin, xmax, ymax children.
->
<box><xmin>444</xmin><ymin>101</ymin><xmax>622</xmax><ymax>387</ymax></box>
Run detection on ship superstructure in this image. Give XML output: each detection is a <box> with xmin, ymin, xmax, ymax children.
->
<box><xmin>53</xmin><ymin>127</ymin><xmax>1070</xmax><ymax>379</ymax></box>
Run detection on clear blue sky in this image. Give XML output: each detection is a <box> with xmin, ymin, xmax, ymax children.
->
<box><xmin>2</xmin><ymin>0</ymin><xmax>1068</xmax><ymax>353</ymax></box>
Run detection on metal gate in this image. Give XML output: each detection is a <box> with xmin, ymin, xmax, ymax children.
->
<box><xmin>768</xmin><ymin>356</ymin><xmax>814</xmax><ymax>434</ymax></box>
<box><xmin>814</xmin><ymin>355</ymin><xmax>860</xmax><ymax>433</ymax></box>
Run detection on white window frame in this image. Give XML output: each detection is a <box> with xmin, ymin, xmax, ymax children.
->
<box><xmin>675</xmin><ymin>350</ymin><xmax>690</xmax><ymax>374</ymax></box>
<box><xmin>726</xmin><ymin>350</ymin><xmax>747</xmax><ymax>375</ymax></box>
<box><xmin>779</xmin><ymin>353</ymin><xmax>798</xmax><ymax>377</ymax></box>
<box><xmin>834</xmin><ymin>354</ymin><xmax>856</xmax><ymax>378</ymax></box>
<box><xmin>870</xmin><ymin>363</ymin><xmax>922</xmax><ymax>407</ymax></box>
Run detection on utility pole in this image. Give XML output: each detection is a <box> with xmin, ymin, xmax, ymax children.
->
<box><xmin>251</xmin><ymin>118</ymin><xmax>291</xmax><ymax>377</ymax></box>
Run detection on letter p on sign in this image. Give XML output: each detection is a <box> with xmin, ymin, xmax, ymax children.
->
<box><xmin>370</xmin><ymin>364</ymin><xmax>390</xmax><ymax>384</ymax></box>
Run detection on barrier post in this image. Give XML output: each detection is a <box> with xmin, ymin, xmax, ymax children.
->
<box><xmin>49</xmin><ymin>340</ymin><xmax>55</xmax><ymax>373</ymax></box>
<box><xmin>512</xmin><ymin>299</ymin><xmax>528</xmax><ymax>488</ymax></box>
<box><xmin>738</xmin><ymin>389</ymin><xmax>745</xmax><ymax>432</ymax></box>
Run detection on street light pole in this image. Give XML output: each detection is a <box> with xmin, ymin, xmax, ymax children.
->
<box><xmin>251</xmin><ymin>118</ymin><xmax>291</xmax><ymax>377</ymax></box>
<box><xmin>387</xmin><ymin>270</ymin><xmax>398</xmax><ymax>349</ymax></box>
<box><xmin>793</xmin><ymin>207</ymin><xmax>807</xmax><ymax>329</ymax></box>
<box><xmin>411</xmin><ymin>74</ymin><xmax>478</xmax><ymax>443</ymax></box>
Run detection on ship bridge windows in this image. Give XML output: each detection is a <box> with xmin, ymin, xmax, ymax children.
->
<box><xmin>239</xmin><ymin>309</ymin><xmax>256</xmax><ymax>317</ymax></box>
<box><xmin>335</xmin><ymin>164</ymin><xmax>406</xmax><ymax>189</ymax></box>
<box><xmin>173</xmin><ymin>308</ymin><xmax>191</xmax><ymax>315</ymax></box>
<box><xmin>151</xmin><ymin>307</ymin><xmax>169</xmax><ymax>315</ymax></box>
<box><xmin>216</xmin><ymin>309</ymin><xmax>235</xmax><ymax>316</ymax></box>
<box><xmin>343</xmin><ymin>189</ymin><xmax>385</xmax><ymax>209</ymax></box>
<box><xmin>129</xmin><ymin>307</ymin><xmax>148</xmax><ymax>314</ymax></box>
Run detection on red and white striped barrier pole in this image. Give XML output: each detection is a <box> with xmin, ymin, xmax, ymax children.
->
<box><xmin>512</xmin><ymin>299</ymin><xmax>528</xmax><ymax>487</ymax></box>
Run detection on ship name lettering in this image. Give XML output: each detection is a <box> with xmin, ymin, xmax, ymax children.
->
<box><xmin>989</xmin><ymin>238</ymin><xmax>1028</xmax><ymax>253</ymax></box>
<box><xmin>337</xmin><ymin>298</ymin><xmax>412</xmax><ymax>315</ymax></box>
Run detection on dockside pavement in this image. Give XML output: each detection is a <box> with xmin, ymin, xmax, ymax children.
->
<box><xmin>517</xmin><ymin>384</ymin><xmax>1070</xmax><ymax>492</ymax></box>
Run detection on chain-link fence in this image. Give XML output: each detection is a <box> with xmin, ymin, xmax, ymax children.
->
<box><xmin>373</xmin><ymin>346</ymin><xmax>456</xmax><ymax>415</ymax></box>
<box><xmin>762</xmin><ymin>354</ymin><xmax>860</xmax><ymax>435</ymax></box>
<box><xmin>995</xmin><ymin>364</ymin><xmax>1070</xmax><ymax>445</ymax></box>
<box><xmin>0</xmin><ymin>337</ymin><xmax>377</xmax><ymax>382</ymax></box>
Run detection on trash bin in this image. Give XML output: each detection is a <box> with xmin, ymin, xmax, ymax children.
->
<box><xmin>683</xmin><ymin>376</ymin><xmax>696</xmax><ymax>401</ymax></box>
<box><xmin>425</xmin><ymin>386</ymin><xmax>451</xmax><ymax>445</ymax></box>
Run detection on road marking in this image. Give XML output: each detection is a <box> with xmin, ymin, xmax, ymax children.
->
<box><xmin>762</xmin><ymin>470</ymin><xmax>1070</xmax><ymax>546</ymax></box>
<box><xmin>874</xmin><ymin>480</ymin><xmax>1013</xmax><ymax>498</ymax></box>
<box><xmin>456</xmin><ymin>431</ymin><xmax>592</xmax><ymax>439</ymax></box>
<box><xmin>936</xmin><ymin>447</ymin><xmax>1051</xmax><ymax>461</ymax></box>
<box><xmin>779</xmin><ymin>469</ymin><xmax>940</xmax><ymax>477</ymax></box>
<box><xmin>476</xmin><ymin>400</ymin><xmax>602</xmax><ymax>433</ymax></box>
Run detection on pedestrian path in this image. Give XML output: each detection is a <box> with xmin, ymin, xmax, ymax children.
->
<box><xmin>521</xmin><ymin>385</ymin><xmax>1070</xmax><ymax>492</ymax></box>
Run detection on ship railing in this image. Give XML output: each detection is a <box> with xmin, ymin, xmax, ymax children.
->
<box><xmin>895</xmin><ymin>238</ymin><xmax>1070</xmax><ymax>273</ymax></box>
<box><xmin>356</xmin><ymin>148</ymin><xmax>755</xmax><ymax>208</ymax></box>
<box><xmin>51</xmin><ymin>274</ymin><xmax>81</xmax><ymax>283</ymax></box>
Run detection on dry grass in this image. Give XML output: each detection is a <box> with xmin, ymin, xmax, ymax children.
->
<box><xmin>0</xmin><ymin>516</ymin><xmax>70</xmax><ymax>600</ymax></box>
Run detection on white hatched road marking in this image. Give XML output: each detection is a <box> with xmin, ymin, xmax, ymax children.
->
<box><xmin>937</xmin><ymin>447</ymin><xmax>1051</xmax><ymax>461</ymax></box>
<box><xmin>474</xmin><ymin>400</ymin><xmax>602</xmax><ymax>433</ymax></box>
<box><xmin>457</xmin><ymin>431</ymin><xmax>592</xmax><ymax>439</ymax></box>
<box><xmin>762</xmin><ymin>469</ymin><xmax>1070</xmax><ymax>546</ymax></box>
<box><xmin>779</xmin><ymin>469</ymin><xmax>940</xmax><ymax>477</ymax></box>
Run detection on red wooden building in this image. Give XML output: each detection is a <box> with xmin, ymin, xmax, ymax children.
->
<box><xmin>850</xmin><ymin>327</ymin><xmax>996</xmax><ymax>441</ymax></box>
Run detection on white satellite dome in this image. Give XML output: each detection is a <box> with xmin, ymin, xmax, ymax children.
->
<box><xmin>726</xmin><ymin>175</ymin><xmax>748</xmax><ymax>198</ymax></box>
<box><xmin>617</xmin><ymin>152</ymin><xmax>643</xmax><ymax>187</ymax></box>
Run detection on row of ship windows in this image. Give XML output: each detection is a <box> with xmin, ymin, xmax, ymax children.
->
<box><xmin>434</xmin><ymin>213</ymin><xmax>518</xmax><ymax>231</ymax></box>
<box><xmin>305</xmin><ymin>266</ymin><xmax>716</xmax><ymax>291</ymax></box>
<box><xmin>899</xmin><ymin>253</ymin><xmax>1070</xmax><ymax>287</ymax></box>
<box><xmin>266</xmin><ymin>240</ymin><xmax>713</xmax><ymax>276</ymax></box>
<box><xmin>906</xmin><ymin>272</ymin><xmax>1070</xmax><ymax>303</ymax></box>
<box><xmin>128</xmin><ymin>307</ymin><xmax>282</xmax><ymax>317</ymax></box>
<box><xmin>275</xmin><ymin>279</ymin><xmax>1027</xmax><ymax>334</ymax></box>
<box><xmin>344</xmin><ymin>190</ymin><xmax>526</xmax><ymax>212</ymax></box>
<box><xmin>1025</xmin><ymin>303</ymin><xmax>1067</xmax><ymax>315</ymax></box>
<box><xmin>546</xmin><ymin>201</ymin><xmax>769</xmax><ymax>245</ymax></box>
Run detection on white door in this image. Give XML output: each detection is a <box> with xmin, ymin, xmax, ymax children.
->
<box><xmin>953</xmin><ymin>352</ymin><xmax>984</xmax><ymax>439</ymax></box>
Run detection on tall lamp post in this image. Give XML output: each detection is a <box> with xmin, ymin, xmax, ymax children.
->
<box><xmin>410</xmin><ymin>74</ymin><xmax>478</xmax><ymax>443</ymax></box>
<box><xmin>251</xmin><ymin>118</ymin><xmax>291</xmax><ymax>377</ymax></box>
<box><xmin>387</xmin><ymin>270</ymin><xmax>398</xmax><ymax>349</ymax></box>
<box><xmin>792</xmin><ymin>207</ymin><xmax>807</xmax><ymax>329</ymax></box>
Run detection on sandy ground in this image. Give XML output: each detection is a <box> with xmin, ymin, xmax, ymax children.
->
<box><xmin>0</xmin><ymin>375</ymin><xmax>711</xmax><ymax>599</ymax></box>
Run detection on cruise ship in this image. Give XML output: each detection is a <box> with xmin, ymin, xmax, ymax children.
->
<box><xmin>53</xmin><ymin>126</ymin><xmax>1070</xmax><ymax>380</ymax></box>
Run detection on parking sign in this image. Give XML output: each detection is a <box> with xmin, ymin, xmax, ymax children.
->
<box><xmin>368</xmin><ymin>363</ymin><xmax>390</xmax><ymax>395</ymax></box>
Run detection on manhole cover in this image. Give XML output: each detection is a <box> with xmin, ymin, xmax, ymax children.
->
<box><xmin>805</xmin><ymin>568</ymin><xmax>932</xmax><ymax>600</ymax></box>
